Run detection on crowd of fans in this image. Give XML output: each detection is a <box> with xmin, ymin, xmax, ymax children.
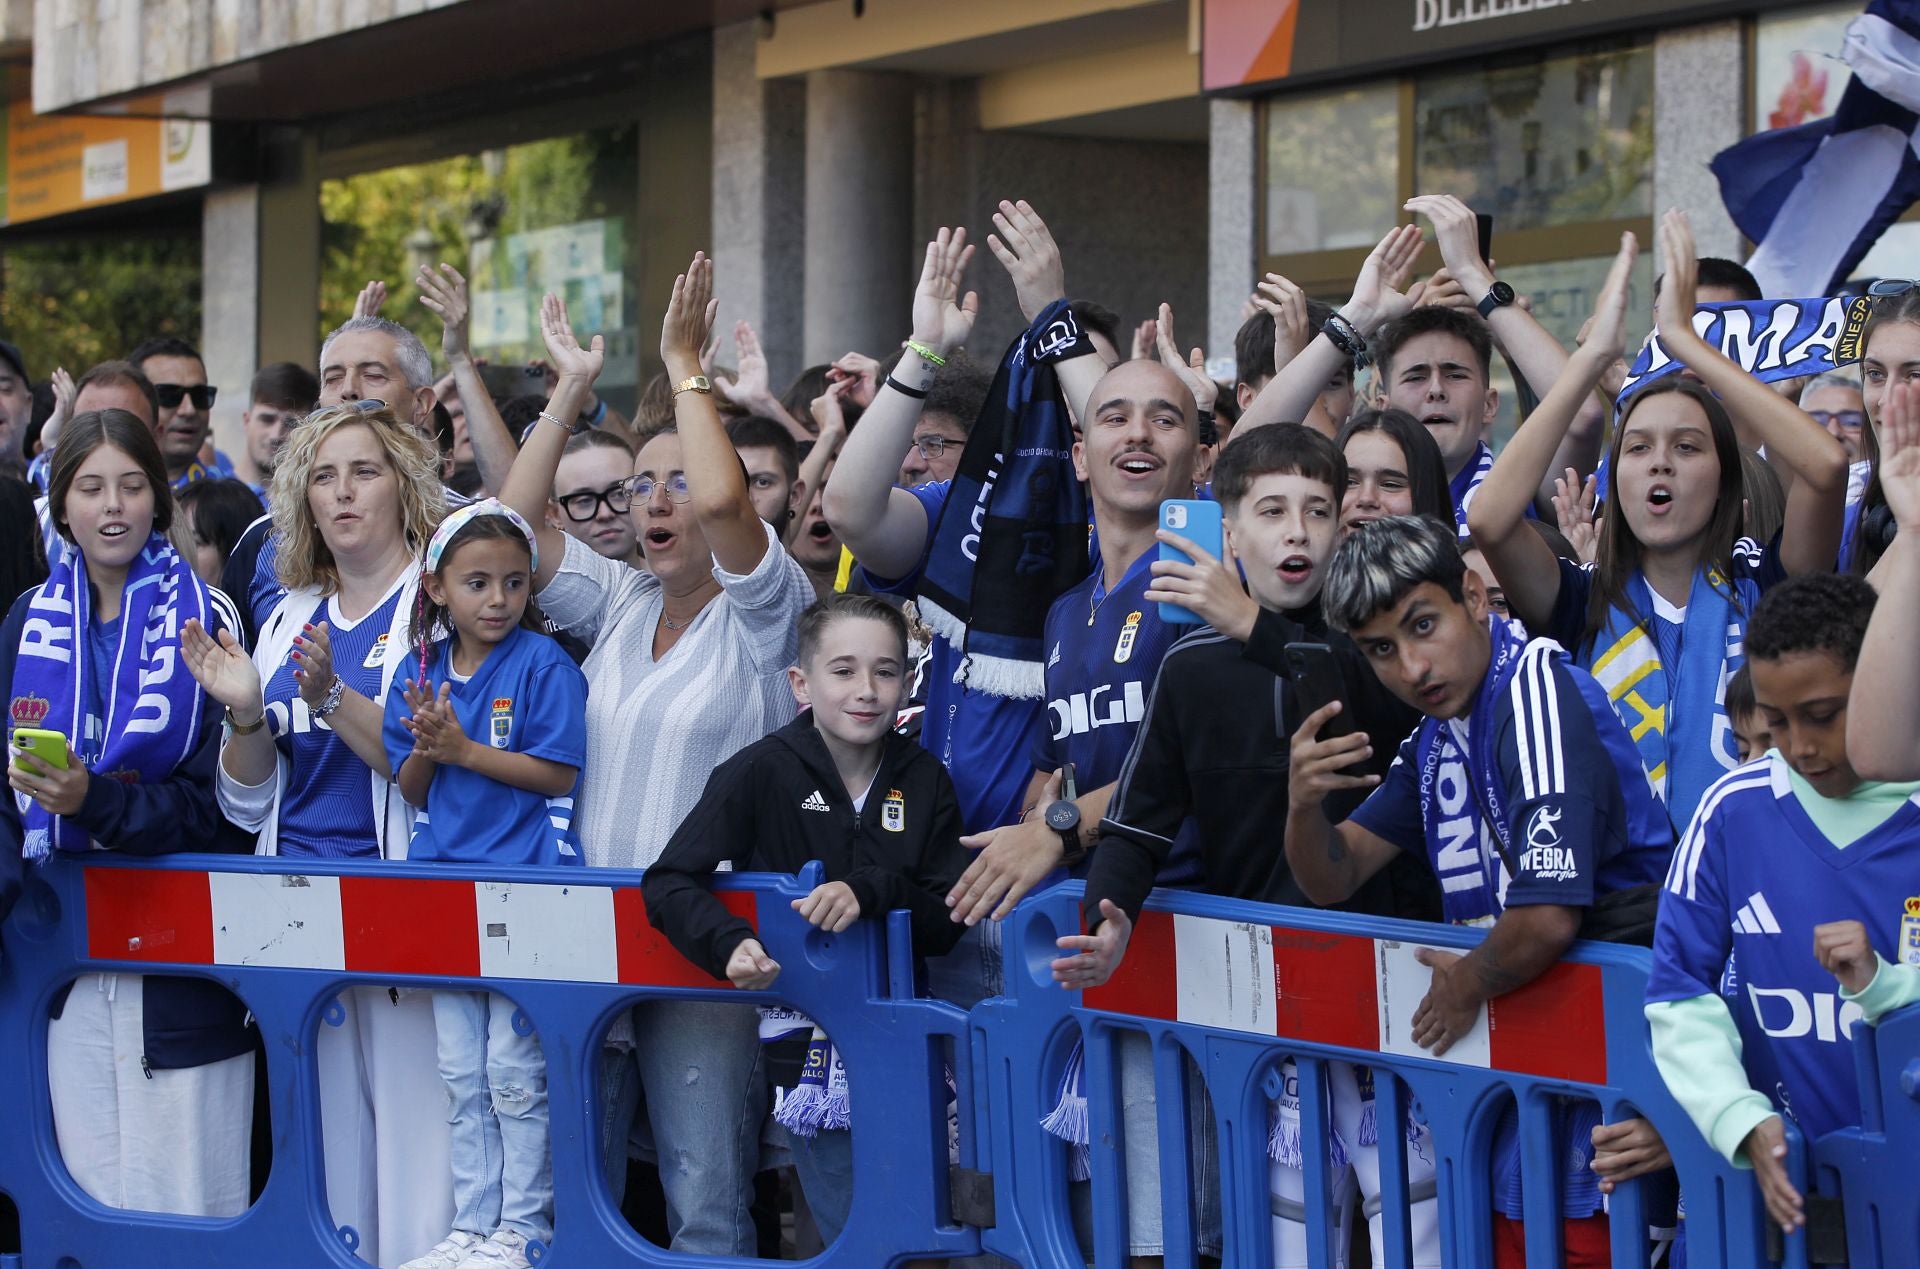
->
<box><xmin>3</xmin><ymin>190</ymin><xmax>1919</xmax><ymax>1269</ymax></box>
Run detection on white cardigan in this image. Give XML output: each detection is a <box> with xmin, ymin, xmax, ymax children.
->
<box><xmin>216</xmin><ymin>569</ymin><xmax>422</xmax><ymax>859</ymax></box>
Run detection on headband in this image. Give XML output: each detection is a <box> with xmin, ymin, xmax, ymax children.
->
<box><xmin>424</xmin><ymin>498</ymin><xmax>539</xmax><ymax>575</ymax></box>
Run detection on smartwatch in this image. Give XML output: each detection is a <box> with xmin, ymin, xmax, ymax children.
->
<box><xmin>1044</xmin><ymin>763</ymin><xmax>1087</xmax><ymax>866</ymax></box>
<box><xmin>1477</xmin><ymin>281</ymin><xmax>1517</xmax><ymax>319</ymax></box>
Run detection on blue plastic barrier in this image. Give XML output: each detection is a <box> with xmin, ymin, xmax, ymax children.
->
<box><xmin>3</xmin><ymin>860</ymin><xmax>1916</xmax><ymax>1268</ymax></box>
<box><xmin>972</xmin><ymin>881</ymin><xmax>1920</xmax><ymax>1269</ymax></box>
<box><xmin>0</xmin><ymin>852</ymin><xmax>977</xmax><ymax>1268</ymax></box>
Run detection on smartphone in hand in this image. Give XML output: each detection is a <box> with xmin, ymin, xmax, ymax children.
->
<box><xmin>1157</xmin><ymin>499</ymin><xmax>1224</xmax><ymax>625</ymax></box>
<box><xmin>11</xmin><ymin>727</ymin><xmax>70</xmax><ymax>770</ymax></box>
<box><xmin>1282</xmin><ymin>643</ymin><xmax>1356</xmax><ymax>741</ymax></box>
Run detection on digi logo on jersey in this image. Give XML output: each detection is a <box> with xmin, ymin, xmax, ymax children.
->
<box><xmin>1048</xmin><ymin>681</ymin><xmax>1145</xmax><ymax>740</ymax></box>
<box><xmin>1747</xmin><ymin>985</ymin><xmax>1865</xmax><ymax>1043</ymax></box>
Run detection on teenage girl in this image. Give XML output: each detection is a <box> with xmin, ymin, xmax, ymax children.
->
<box><xmin>384</xmin><ymin>500</ymin><xmax>588</xmax><ymax>1269</ymax></box>
<box><xmin>1466</xmin><ymin>212</ymin><xmax>1848</xmax><ymax>830</ymax></box>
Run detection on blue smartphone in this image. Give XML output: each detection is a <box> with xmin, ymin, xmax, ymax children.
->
<box><xmin>1157</xmin><ymin>499</ymin><xmax>1224</xmax><ymax>625</ymax></box>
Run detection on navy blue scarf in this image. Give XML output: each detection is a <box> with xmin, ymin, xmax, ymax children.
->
<box><xmin>916</xmin><ymin>301</ymin><xmax>1091</xmax><ymax>699</ymax></box>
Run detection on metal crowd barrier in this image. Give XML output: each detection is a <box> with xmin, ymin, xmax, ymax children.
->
<box><xmin>0</xmin><ymin>859</ymin><xmax>1915</xmax><ymax>1267</ymax></box>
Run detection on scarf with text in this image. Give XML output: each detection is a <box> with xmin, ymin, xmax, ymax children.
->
<box><xmin>1618</xmin><ymin>295</ymin><xmax>1869</xmax><ymax>404</ymax></box>
<box><xmin>1587</xmin><ymin>565</ymin><xmax>1747</xmax><ymax>827</ymax></box>
<box><xmin>917</xmin><ymin>299</ymin><xmax>1091</xmax><ymax>699</ymax></box>
<box><xmin>10</xmin><ymin>533</ymin><xmax>209</xmax><ymax>857</ymax></box>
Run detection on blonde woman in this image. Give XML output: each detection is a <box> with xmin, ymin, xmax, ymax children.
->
<box><xmin>183</xmin><ymin>400</ymin><xmax>455</xmax><ymax>1267</ymax></box>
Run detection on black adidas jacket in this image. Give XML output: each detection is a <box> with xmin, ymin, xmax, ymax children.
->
<box><xmin>643</xmin><ymin>712</ymin><xmax>971</xmax><ymax>981</ymax></box>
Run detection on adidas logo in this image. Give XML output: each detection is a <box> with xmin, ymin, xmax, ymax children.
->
<box><xmin>1047</xmin><ymin>643</ymin><xmax>1061</xmax><ymax>668</ymax></box>
<box><xmin>801</xmin><ymin>790</ymin><xmax>831</xmax><ymax>813</ymax></box>
<box><xmin>1733</xmin><ymin>891</ymin><xmax>1781</xmax><ymax>936</ymax></box>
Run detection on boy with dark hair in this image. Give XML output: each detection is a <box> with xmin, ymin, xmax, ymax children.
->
<box><xmin>1649</xmin><ymin>572</ymin><xmax>1920</xmax><ymax>1236</ymax></box>
<box><xmin>239</xmin><ymin>361</ymin><xmax>319</xmax><ymax>496</ymax></box>
<box><xmin>1276</xmin><ymin>513</ymin><xmax>1673</xmax><ymax>1265</ymax></box>
<box><xmin>1655</xmin><ymin>256</ymin><xmax>1764</xmax><ymax>304</ymax></box>
<box><xmin>1059</xmin><ymin>430</ymin><xmax>1441</xmax><ymax>1266</ymax></box>
<box><xmin>642</xmin><ymin>593</ymin><xmax>969</xmax><ymax>1247</ymax></box>
<box><xmin>1234</xmin><ymin>297</ymin><xmax>1354</xmax><ymax>438</ymax></box>
<box><xmin>726</xmin><ymin>413</ymin><xmax>804</xmax><ymax>531</ymax></box>
<box><xmin>1725</xmin><ymin>662</ymin><xmax>1770</xmax><ymax>764</ymax></box>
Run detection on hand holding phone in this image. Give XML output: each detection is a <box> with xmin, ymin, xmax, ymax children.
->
<box><xmin>11</xmin><ymin>727</ymin><xmax>70</xmax><ymax>771</ymax></box>
<box><xmin>1282</xmin><ymin>643</ymin><xmax>1355</xmax><ymax>741</ymax></box>
<box><xmin>1157</xmin><ymin>500</ymin><xmax>1224</xmax><ymax>625</ymax></box>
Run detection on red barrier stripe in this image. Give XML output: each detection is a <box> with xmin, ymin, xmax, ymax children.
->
<box><xmin>1486</xmin><ymin>960</ymin><xmax>1608</xmax><ymax>1085</ymax></box>
<box><xmin>612</xmin><ymin>887</ymin><xmax>759</xmax><ymax>987</ymax></box>
<box><xmin>1083</xmin><ymin>909</ymin><xmax>1179</xmax><ymax>1020</ymax></box>
<box><xmin>84</xmin><ymin>867</ymin><xmax>215</xmax><ymax>965</ymax></box>
<box><xmin>1272</xmin><ymin>929</ymin><xmax>1379</xmax><ymax>1051</ymax></box>
<box><xmin>340</xmin><ymin>875</ymin><xmax>483</xmax><ymax>978</ymax></box>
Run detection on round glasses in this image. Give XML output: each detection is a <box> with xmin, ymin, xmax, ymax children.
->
<box><xmin>625</xmin><ymin>473</ymin><xmax>692</xmax><ymax>504</ymax></box>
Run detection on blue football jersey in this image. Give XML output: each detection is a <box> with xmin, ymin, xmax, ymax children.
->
<box><xmin>1649</xmin><ymin>753</ymin><xmax>1920</xmax><ymax>1145</ymax></box>
<box><xmin>382</xmin><ymin>625</ymin><xmax>587</xmax><ymax>867</ymax></box>
<box><xmin>263</xmin><ymin>586</ymin><xmax>405</xmax><ymax>859</ymax></box>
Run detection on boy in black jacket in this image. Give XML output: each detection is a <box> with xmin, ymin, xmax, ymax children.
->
<box><xmin>642</xmin><ymin>593</ymin><xmax>969</xmax><ymax>1245</ymax></box>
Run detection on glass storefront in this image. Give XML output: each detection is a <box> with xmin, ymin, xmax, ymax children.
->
<box><xmin>320</xmin><ymin>125</ymin><xmax>640</xmax><ymax>410</ymax></box>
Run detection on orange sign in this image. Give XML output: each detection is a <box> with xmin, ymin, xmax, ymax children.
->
<box><xmin>0</xmin><ymin>103</ymin><xmax>210</xmax><ymax>226</ymax></box>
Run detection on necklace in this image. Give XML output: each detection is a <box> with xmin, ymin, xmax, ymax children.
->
<box><xmin>661</xmin><ymin>611</ymin><xmax>694</xmax><ymax>631</ymax></box>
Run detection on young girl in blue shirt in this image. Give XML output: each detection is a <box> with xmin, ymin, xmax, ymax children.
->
<box><xmin>383</xmin><ymin>500</ymin><xmax>588</xmax><ymax>1269</ymax></box>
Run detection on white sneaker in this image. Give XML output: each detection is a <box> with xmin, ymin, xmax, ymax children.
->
<box><xmin>463</xmin><ymin>1229</ymin><xmax>534</xmax><ymax>1268</ymax></box>
<box><xmin>399</xmin><ymin>1231</ymin><xmax>487</xmax><ymax>1269</ymax></box>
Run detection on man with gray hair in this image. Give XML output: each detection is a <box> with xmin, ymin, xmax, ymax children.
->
<box><xmin>1285</xmin><ymin>513</ymin><xmax>1674</xmax><ymax>1258</ymax></box>
<box><xmin>1799</xmin><ymin>368</ymin><xmax>1868</xmax><ymax>499</ymax></box>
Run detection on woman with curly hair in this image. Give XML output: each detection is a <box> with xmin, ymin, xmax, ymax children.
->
<box><xmin>182</xmin><ymin>399</ymin><xmax>455</xmax><ymax>1267</ymax></box>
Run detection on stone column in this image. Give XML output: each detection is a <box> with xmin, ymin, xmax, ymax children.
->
<box><xmin>711</xmin><ymin>21</ymin><xmax>807</xmax><ymax>387</ymax></box>
<box><xmin>1654</xmin><ymin>21</ymin><xmax>1745</xmax><ymax>262</ymax></box>
<box><xmin>803</xmin><ymin>69</ymin><xmax>915</xmax><ymax>367</ymax></box>
<box><xmin>201</xmin><ymin>186</ymin><xmax>261</xmax><ymax>462</ymax></box>
<box><xmin>1209</xmin><ymin>97</ymin><xmax>1257</xmax><ymax>371</ymax></box>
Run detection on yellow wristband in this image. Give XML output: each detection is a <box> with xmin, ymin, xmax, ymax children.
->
<box><xmin>905</xmin><ymin>339</ymin><xmax>947</xmax><ymax>367</ymax></box>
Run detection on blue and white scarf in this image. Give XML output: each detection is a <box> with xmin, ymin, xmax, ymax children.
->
<box><xmin>1586</xmin><ymin>567</ymin><xmax>1746</xmax><ymax>828</ymax></box>
<box><xmin>916</xmin><ymin>299</ymin><xmax>1091</xmax><ymax>699</ymax></box>
<box><xmin>1448</xmin><ymin>441</ymin><xmax>1495</xmax><ymax>541</ymax></box>
<box><xmin>761</xmin><ymin>1005</ymin><xmax>849</xmax><ymax>1138</ymax></box>
<box><xmin>1413</xmin><ymin>616</ymin><xmax>1530</xmax><ymax>925</ymax></box>
<box><xmin>9</xmin><ymin>533</ymin><xmax>209</xmax><ymax>858</ymax></box>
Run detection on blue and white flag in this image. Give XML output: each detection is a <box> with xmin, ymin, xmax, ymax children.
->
<box><xmin>1616</xmin><ymin>296</ymin><xmax>1871</xmax><ymax>403</ymax></box>
<box><xmin>1713</xmin><ymin>1</ymin><xmax>1920</xmax><ymax>296</ymax></box>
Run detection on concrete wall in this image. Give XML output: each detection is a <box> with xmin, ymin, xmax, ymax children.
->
<box><xmin>1654</xmin><ymin>19</ymin><xmax>1746</xmax><ymax>260</ymax></box>
<box><xmin>914</xmin><ymin>80</ymin><xmax>1209</xmax><ymax>369</ymax></box>
<box><xmin>31</xmin><ymin>0</ymin><xmax>472</xmax><ymax>112</ymax></box>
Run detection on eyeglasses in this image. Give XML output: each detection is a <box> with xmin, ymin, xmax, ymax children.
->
<box><xmin>154</xmin><ymin>383</ymin><xmax>217</xmax><ymax>410</ymax></box>
<box><xmin>557</xmin><ymin>483</ymin><xmax>633</xmax><ymax>521</ymax></box>
<box><xmin>910</xmin><ymin>434</ymin><xmax>957</xmax><ymax>461</ymax></box>
<box><xmin>1807</xmin><ymin>409</ymin><xmax>1866</xmax><ymax>432</ymax></box>
<box><xmin>624</xmin><ymin>473</ymin><xmax>692</xmax><ymax>504</ymax></box>
<box><xmin>1868</xmin><ymin>279</ymin><xmax>1918</xmax><ymax>298</ymax></box>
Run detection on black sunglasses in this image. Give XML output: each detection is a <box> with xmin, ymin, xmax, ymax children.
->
<box><xmin>1867</xmin><ymin>279</ymin><xmax>1918</xmax><ymax>298</ymax></box>
<box><xmin>153</xmin><ymin>382</ymin><xmax>217</xmax><ymax>410</ymax></box>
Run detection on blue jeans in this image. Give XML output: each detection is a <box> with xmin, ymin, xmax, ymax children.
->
<box><xmin>433</xmin><ymin>990</ymin><xmax>553</xmax><ymax>1244</ymax></box>
<box><xmin>602</xmin><ymin>999</ymin><xmax>766</xmax><ymax>1256</ymax></box>
<box><xmin>790</xmin><ymin>1128</ymin><xmax>855</xmax><ymax>1247</ymax></box>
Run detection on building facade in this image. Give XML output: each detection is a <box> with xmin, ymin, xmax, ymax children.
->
<box><xmin>0</xmin><ymin>0</ymin><xmax>1903</xmax><ymax>458</ymax></box>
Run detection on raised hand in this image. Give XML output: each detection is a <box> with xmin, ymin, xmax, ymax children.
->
<box><xmin>1129</xmin><ymin>317</ymin><xmax>1158</xmax><ymax>363</ymax></box>
<box><xmin>719</xmin><ymin>320</ymin><xmax>774</xmax><ymax>409</ymax></box>
<box><xmin>1253</xmin><ymin>274</ymin><xmax>1311</xmax><ymax>370</ymax></box>
<box><xmin>1419</xmin><ymin>267</ymin><xmax>1477</xmax><ymax>317</ymax></box>
<box><xmin>726</xmin><ymin>938</ymin><xmax>781</xmax><ymax>990</ymax></box>
<box><xmin>911</xmin><ymin>226</ymin><xmax>980</xmax><ymax>355</ymax></box>
<box><xmin>792</xmin><ymin>880</ymin><xmax>862</xmax><ymax>933</ymax></box>
<box><xmin>1655</xmin><ymin>208</ymin><xmax>1702</xmax><ymax>351</ymax></box>
<box><xmin>661</xmin><ymin>251</ymin><xmax>720</xmax><ymax>375</ymax></box>
<box><xmin>1581</xmin><ymin>232</ymin><xmax>1640</xmax><ymax>366</ymax></box>
<box><xmin>180</xmin><ymin>618</ymin><xmax>264</xmax><ymax>714</ymax></box>
<box><xmin>1877</xmin><ymin>379</ymin><xmax>1920</xmax><ymax>530</ymax></box>
<box><xmin>827</xmin><ymin>351</ymin><xmax>882</xmax><ymax>409</ymax></box>
<box><xmin>1051</xmin><ymin>899</ymin><xmax>1132</xmax><ymax>989</ymax></box>
<box><xmin>1345</xmin><ymin>224</ymin><xmax>1428</xmax><ymax>334</ymax></box>
<box><xmin>290</xmin><ymin>623</ymin><xmax>338</xmax><ymax>710</ymax></box>
<box><xmin>1553</xmin><ymin>468</ymin><xmax>1599</xmax><ymax>565</ymax></box>
<box><xmin>1405</xmin><ymin>194</ymin><xmax>1492</xmax><ymax>294</ymax></box>
<box><xmin>45</xmin><ymin>366</ymin><xmax>76</xmax><ymax>440</ymax></box>
<box><xmin>810</xmin><ymin>378</ymin><xmax>853</xmax><ymax>440</ymax></box>
<box><xmin>1153</xmin><ymin>303</ymin><xmax>1218</xmax><ymax>413</ymax></box>
<box><xmin>415</xmin><ymin>263</ymin><xmax>471</xmax><ymax>363</ymax></box>
<box><xmin>1145</xmin><ymin>529</ymin><xmax>1257</xmax><ymax>640</ymax></box>
<box><xmin>541</xmin><ymin>292</ymin><xmax>606</xmax><ymax>385</ymax></box>
<box><xmin>985</xmin><ymin>201</ymin><xmax>1066</xmax><ymax>324</ymax></box>
<box><xmin>353</xmin><ymin>280</ymin><xmax>389</xmax><ymax>320</ymax></box>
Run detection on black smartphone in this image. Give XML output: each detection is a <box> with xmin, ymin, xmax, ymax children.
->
<box><xmin>1283</xmin><ymin>642</ymin><xmax>1356</xmax><ymax>741</ymax></box>
<box><xmin>1476</xmin><ymin>212</ymin><xmax>1495</xmax><ymax>266</ymax></box>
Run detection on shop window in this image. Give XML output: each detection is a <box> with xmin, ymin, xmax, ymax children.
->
<box><xmin>320</xmin><ymin>126</ymin><xmax>640</xmax><ymax>412</ymax></box>
<box><xmin>1412</xmin><ymin>40</ymin><xmax>1653</xmax><ymax>234</ymax></box>
<box><xmin>1754</xmin><ymin>2</ymin><xmax>1859</xmax><ymax>131</ymax></box>
<box><xmin>1263</xmin><ymin>81</ymin><xmax>1402</xmax><ymax>259</ymax></box>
